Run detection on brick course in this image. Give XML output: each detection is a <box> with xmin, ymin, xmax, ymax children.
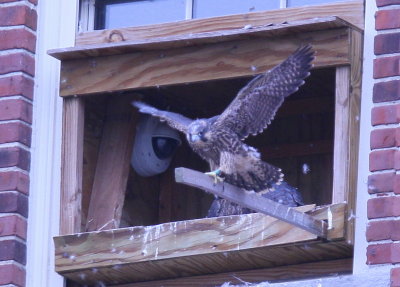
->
<box><xmin>377</xmin><ymin>0</ymin><xmax>400</xmax><ymax>6</ymax></box>
<box><xmin>0</xmin><ymin>0</ymin><xmax>37</xmax><ymax>4</ymax></box>
<box><xmin>376</xmin><ymin>9</ymin><xmax>400</xmax><ymax>30</ymax></box>
<box><xmin>0</xmin><ymin>5</ymin><xmax>37</xmax><ymax>30</ymax></box>
<box><xmin>0</xmin><ymin>0</ymin><xmax>36</xmax><ymax>285</ymax></box>
<box><xmin>0</xmin><ymin>122</ymin><xmax>32</xmax><ymax>147</ymax></box>
<box><xmin>0</xmin><ymin>52</ymin><xmax>35</xmax><ymax>77</ymax></box>
<box><xmin>0</xmin><ymin>192</ymin><xmax>28</xmax><ymax>218</ymax></box>
<box><xmin>0</xmin><ymin>263</ymin><xmax>25</xmax><ymax>287</ymax></box>
<box><xmin>392</xmin><ymin>267</ymin><xmax>400</xmax><ymax>287</ymax></box>
<box><xmin>372</xmin><ymin>104</ymin><xmax>400</xmax><ymax>125</ymax></box>
<box><xmin>0</xmin><ymin>239</ymin><xmax>26</xmax><ymax>265</ymax></box>
<box><xmin>373</xmin><ymin>80</ymin><xmax>400</xmax><ymax>102</ymax></box>
<box><xmin>0</xmin><ymin>99</ymin><xmax>32</xmax><ymax>124</ymax></box>
<box><xmin>368</xmin><ymin>196</ymin><xmax>400</xmax><ymax>219</ymax></box>
<box><xmin>368</xmin><ymin>172</ymin><xmax>396</xmax><ymax>194</ymax></box>
<box><xmin>369</xmin><ymin>149</ymin><xmax>396</xmax><ymax>171</ymax></box>
<box><xmin>370</xmin><ymin>128</ymin><xmax>400</xmax><ymax>149</ymax></box>
<box><xmin>367</xmin><ymin>243</ymin><xmax>400</xmax><ymax>264</ymax></box>
<box><xmin>367</xmin><ymin>220</ymin><xmax>400</xmax><ymax>241</ymax></box>
<box><xmin>0</xmin><ymin>215</ymin><xmax>27</xmax><ymax>239</ymax></box>
<box><xmin>0</xmin><ymin>171</ymin><xmax>29</xmax><ymax>194</ymax></box>
<box><xmin>0</xmin><ymin>147</ymin><xmax>30</xmax><ymax>171</ymax></box>
<box><xmin>375</xmin><ymin>33</ymin><xmax>400</xmax><ymax>55</ymax></box>
<box><xmin>374</xmin><ymin>57</ymin><xmax>400</xmax><ymax>79</ymax></box>
<box><xmin>0</xmin><ymin>75</ymin><xmax>34</xmax><ymax>100</ymax></box>
<box><xmin>0</xmin><ymin>28</ymin><xmax>36</xmax><ymax>53</ymax></box>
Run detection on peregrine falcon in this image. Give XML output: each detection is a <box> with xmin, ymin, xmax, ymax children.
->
<box><xmin>133</xmin><ymin>45</ymin><xmax>315</xmax><ymax>193</ymax></box>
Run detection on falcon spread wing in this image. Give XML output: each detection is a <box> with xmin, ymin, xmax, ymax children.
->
<box><xmin>133</xmin><ymin>101</ymin><xmax>192</xmax><ymax>133</ymax></box>
<box><xmin>133</xmin><ymin>45</ymin><xmax>315</xmax><ymax>193</ymax></box>
<box><xmin>214</xmin><ymin>45</ymin><xmax>314</xmax><ymax>140</ymax></box>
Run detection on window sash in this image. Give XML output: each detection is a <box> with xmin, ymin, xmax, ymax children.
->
<box><xmin>80</xmin><ymin>0</ymin><xmax>358</xmax><ymax>32</ymax></box>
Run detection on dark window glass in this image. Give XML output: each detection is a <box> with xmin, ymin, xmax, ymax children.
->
<box><xmin>95</xmin><ymin>0</ymin><xmax>186</xmax><ymax>29</ymax></box>
<box><xmin>287</xmin><ymin>0</ymin><xmax>347</xmax><ymax>7</ymax></box>
<box><xmin>193</xmin><ymin>0</ymin><xmax>279</xmax><ymax>19</ymax></box>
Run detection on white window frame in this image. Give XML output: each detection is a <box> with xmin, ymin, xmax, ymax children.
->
<box><xmin>78</xmin><ymin>0</ymin><xmax>293</xmax><ymax>33</ymax></box>
<box><xmin>26</xmin><ymin>0</ymin><xmax>79</xmax><ymax>287</ymax></box>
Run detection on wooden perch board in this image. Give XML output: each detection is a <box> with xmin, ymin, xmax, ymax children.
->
<box><xmin>175</xmin><ymin>167</ymin><xmax>328</xmax><ymax>238</ymax></box>
<box><xmin>54</xmin><ymin>202</ymin><xmax>347</xmax><ymax>285</ymax></box>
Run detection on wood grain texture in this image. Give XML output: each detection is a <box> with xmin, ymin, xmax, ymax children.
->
<box><xmin>332</xmin><ymin>29</ymin><xmax>362</xmax><ymax>244</ymax></box>
<box><xmin>58</xmin><ymin>28</ymin><xmax>350</xmax><ymax>97</ymax></box>
<box><xmin>85</xmin><ymin>95</ymin><xmax>137</xmax><ymax>231</ymax></box>
<box><xmin>74</xmin><ymin>1</ymin><xmax>363</xmax><ymax>46</ymax></box>
<box><xmin>114</xmin><ymin>258</ymin><xmax>352</xmax><ymax>287</ymax></box>
<box><xmin>60</xmin><ymin>97</ymin><xmax>85</xmax><ymax>235</ymax></box>
<box><xmin>333</xmin><ymin>66</ymin><xmax>350</xmax><ymax>205</ymax></box>
<box><xmin>54</xmin><ymin>203</ymin><xmax>346</xmax><ymax>285</ymax></box>
<box><xmin>81</xmin><ymin>95</ymin><xmax>107</xmax><ymax>229</ymax></box>
<box><xmin>346</xmin><ymin>29</ymin><xmax>363</xmax><ymax>244</ymax></box>
<box><xmin>175</xmin><ymin>167</ymin><xmax>328</xmax><ymax>238</ymax></box>
<box><xmin>51</xmin><ymin>17</ymin><xmax>353</xmax><ymax>61</ymax></box>
<box><xmin>60</xmin><ymin>241</ymin><xmax>352</xmax><ymax>285</ymax></box>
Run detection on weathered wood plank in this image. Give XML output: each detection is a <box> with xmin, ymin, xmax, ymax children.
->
<box><xmin>59</xmin><ymin>28</ymin><xmax>350</xmax><ymax>97</ymax></box>
<box><xmin>114</xmin><ymin>258</ymin><xmax>352</xmax><ymax>287</ymax></box>
<box><xmin>51</xmin><ymin>17</ymin><xmax>352</xmax><ymax>61</ymax></box>
<box><xmin>75</xmin><ymin>1</ymin><xmax>363</xmax><ymax>46</ymax></box>
<box><xmin>332</xmin><ymin>66</ymin><xmax>350</xmax><ymax>205</ymax></box>
<box><xmin>59</xmin><ymin>241</ymin><xmax>352</xmax><ymax>285</ymax></box>
<box><xmin>175</xmin><ymin>167</ymin><xmax>328</xmax><ymax>238</ymax></box>
<box><xmin>54</xmin><ymin>203</ymin><xmax>346</xmax><ymax>285</ymax></box>
<box><xmin>85</xmin><ymin>95</ymin><xmax>137</xmax><ymax>231</ymax></box>
<box><xmin>60</xmin><ymin>97</ymin><xmax>85</xmax><ymax>235</ymax></box>
<box><xmin>346</xmin><ymin>29</ymin><xmax>363</xmax><ymax>244</ymax></box>
<box><xmin>81</xmin><ymin>96</ymin><xmax>107</xmax><ymax>228</ymax></box>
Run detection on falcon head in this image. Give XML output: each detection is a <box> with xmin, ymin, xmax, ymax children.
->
<box><xmin>187</xmin><ymin>119</ymin><xmax>211</xmax><ymax>144</ymax></box>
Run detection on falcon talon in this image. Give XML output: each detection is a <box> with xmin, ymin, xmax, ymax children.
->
<box><xmin>205</xmin><ymin>170</ymin><xmax>224</xmax><ymax>184</ymax></box>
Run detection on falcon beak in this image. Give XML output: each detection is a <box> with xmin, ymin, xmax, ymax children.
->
<box><xmin>189</xmin><ymin>134</ymin><xmax>201</xmax><ymax>143</ymax></box>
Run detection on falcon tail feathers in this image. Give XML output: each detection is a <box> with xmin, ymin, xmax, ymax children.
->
<box><xmin>221</xmin><ymin>160</ymin><xmax>283</xmax><ymax>194</ymax></box>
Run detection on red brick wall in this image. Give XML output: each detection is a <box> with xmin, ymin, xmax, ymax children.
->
<box><xmin>0</xmin><ymin>0</ymin><xmax>37</xmax><ymax>286</ymax></box>
<box><xmin>369</xmin><ymin>1</ymin><xmax>400</xmax><ymax>287</ymax></box>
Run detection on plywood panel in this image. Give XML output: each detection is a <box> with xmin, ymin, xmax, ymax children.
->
<box><xmin>54</xmin><ymin>203</ymin><xmax>346</xmax><ymax>285</ymax></box>
<box><xmin>85</xmin><ymin>95</ymin><xmax>137</xmax><ymax>231</ymax></box>
<box><xmin>115</xmin><ymin>258</ymin><xmax>352</xmax><ymax>287</ymax></box>
<box><xmin>81</xmin><ymin>95</ymin><xmax>107</xmax><ymax>229</ymax></box>
<box><xmin>59</xmin><ymin>28</ymin><xmax>350</xmax><ymax>97</ymax></box>
<box><xmin>75</xmin><ymin>1</ymin><xmax>363</xmax><ymax>46</ymax></box>
<box><xmin>56</xmin><ymin>237</ymin><xmax>349</xmax><ymax>285</ymax></box>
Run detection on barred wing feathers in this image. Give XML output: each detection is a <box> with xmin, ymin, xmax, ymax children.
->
<box><xmin>214</xmin><ymin>45</ymin><xmax>315</xmax><ymax>140</ymax></box>
<box><xmin>132</xmin><ymin>101</ymin><xmax>192</xmax><ymax>133</ymax></box>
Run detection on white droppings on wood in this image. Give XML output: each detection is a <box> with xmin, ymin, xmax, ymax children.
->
<box><xmin>327</xmin><ymin>206</ymin><xmax>333</xmax><ymax>230</ymax></box>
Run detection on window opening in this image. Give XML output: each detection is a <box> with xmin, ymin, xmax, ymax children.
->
<box><xmin>81</xmin><ymin>68</ymin><xmax>335</xmax><ymax>227</ymax></box>
<box><xmin>90</xmin><ymin>0</ymin><xmax>352</xmax><ymax>30</ymax></box>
